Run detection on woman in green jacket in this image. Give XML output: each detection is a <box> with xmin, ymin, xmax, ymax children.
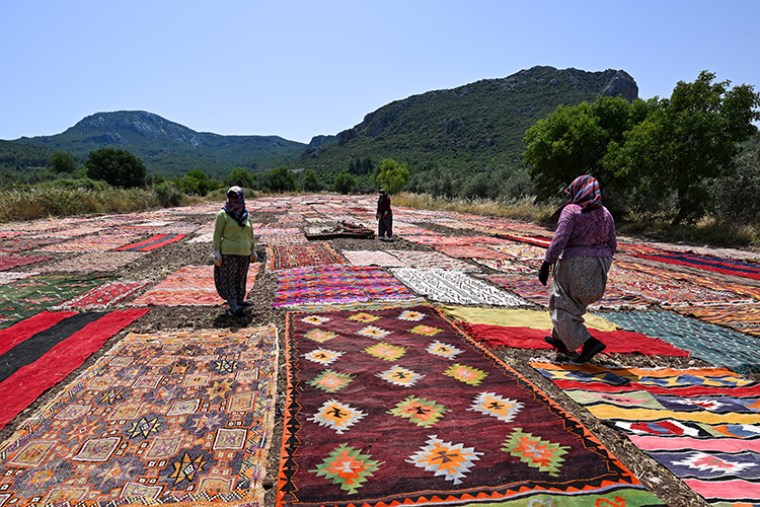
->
<box><xmin>213</xmin><ymin>186</ymin><xmax>255</xmax><ymax>317</ymax></box>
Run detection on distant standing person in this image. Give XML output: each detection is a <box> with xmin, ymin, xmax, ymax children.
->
<box><xmin>538</xmin><ymin>175</ymin><xmax>617</xmax><ymax>363</ymax></box>
<box><xmin>213</xmin><ymin>186</ymin><xmax>255</xmax><ymax>317</ymax></box>
<box><xmin>376</xmin><ymin>189</ymin><xmax>393</xmax><ymax>241</ymax></box>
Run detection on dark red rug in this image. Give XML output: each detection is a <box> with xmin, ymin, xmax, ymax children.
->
<box><xmin>278</xmin><ymin>306</ymin><xmax>664</xmax><ymax>506</ymax></box>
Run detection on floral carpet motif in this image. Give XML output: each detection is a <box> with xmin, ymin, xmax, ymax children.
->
<box><xmin>278</xmin><ymin>306</ymin><xmax>664</xmax><ymax>506</ymax></box>
<box><xmin>531</xmin><ymin>361</ymin><xmax>760</xmax><ymax>506</ymax></box>
<box><xmin>0</xmin><ymin>325</ymin><xmax>279</xmax><ymax>507</ymax></box>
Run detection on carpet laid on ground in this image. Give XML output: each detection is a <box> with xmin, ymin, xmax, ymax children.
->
<box><xmin>434</xmin><ymin>244</ymin><xmax>511</xmax><ymax>261</ymax></box>
<box><xmin>0</xmin><ymin>325</ymin><xmax>278</xmax><ymax>507</ymax></box>
<box><xmin>632</xmin><ymin>249</ymin><xmax>760</xmax><ymax>281</ymax></box>
<box><xmin>0</xmin><ymin>272</ymin><xmax>37</xmax><ymax>285</ymax></box>
<box><xmin>35</xmin><ymin>251</ymin><xmax>145</xmax><ymax>274</ymax></box>
<box><xmin>342</xmin><ymin>250</ymin><xmax>404</xmax><ymax>267</ymax></box>
<box><xmin>602</xmin><ymin>311</ymin><xmax>760</xmax><ymax>374</ymax></box>
<box><xmin>531</xmin><ymin>361</ymin><xmax>760</xmax><ymax>506</ymax></box>
<box><xmin>38</xmin><ymin>232</ymin><xmax>142</xmax><ymax>253</ymax></box>
<box><xmin>265</xmin><ymin>242</ymin><xmax>345</xmax><ymax>271</ymax></box>
<box><xmin>54</xmin><ymin>280</ymin><xmax>151</xmax><ymax>309</ymax></box>
<box><xmin>392</xmin><ymin>268</ymin><xmax>529</xmax><ymax>306</ymax></box>
<box><xmin>130</xmin><ymin>264</ymin><xmax>260</xmax><ymax>306</ymax></box>
<box><xmin>273</xmin><ymin>265</ymin><xmax>420</xmax><ymax>308</ymax></box>
<box><xmin>0</xmin><ymin>308</ymin><xmax>148</xmax><ymax>430</ymax></box>
<box><xmin>388</xmin><ymin>249</ymin><xmax>479</xmax><ymax>271</ymax></box>
<box><xmin>114</xmin><ymin>233</ymin><xmax>188</xmax><ymax>252</ymax></box>
<box><xmin>676</xmin><ymin>303</ymin><xmax>760</xmax><ymax>337</ymax></box>
<box><xmin>460</xmin><ymin>322</ymin><xmax>690</xmax><ymax>356</ymax></box>
<box><xmin>438</xmin><ymin>305</ymin><xmax>621</xmax><ymax>331</ymax></box>
<box><xmin>0</xmin><ymin>255</ymin><xmax>51</xmax><ymax>272</ymax></box>
<box><xmin>0</xmin><ymin>275</ymin><xmax>106</xmax><ymax>329</ymax></box>
<box><xmin>278</xmin><ymin>306</ymin><xmax>664</xmax><ymax>506</ymax></box>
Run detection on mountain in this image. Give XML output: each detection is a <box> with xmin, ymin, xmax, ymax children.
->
<box><xmin>301</xmin><ymin>66</ymin><xmax>638</xmax><ymax>175</ymax></box>
<box><xmin>11</xmin><ymin>111</ymin><xmax>306</xmax><ymax>176</ymax></box>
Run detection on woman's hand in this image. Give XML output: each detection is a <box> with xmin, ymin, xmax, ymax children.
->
<box><xmin>538</xmin><ymin>261</ymin><xmax>551</xmax><ymax>286</ymax></box>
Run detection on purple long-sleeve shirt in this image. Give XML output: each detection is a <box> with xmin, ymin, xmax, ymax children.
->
<box><xmin>543</xmin><ymin>204</ymin><xmax>617</xmax><ymax>264</ymax></box>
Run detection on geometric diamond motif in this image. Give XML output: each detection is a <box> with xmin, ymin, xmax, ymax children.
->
<box><xmin>377</xmin><ymin>365</ymin><xmax>424</xmax><ymax>387</ymax></box>
<box><xmin>212</xmin><ymin>357</ymin><xmax>240</xmax><ymax>374</ymax></box>
<box><xmin>407</xmin><ymin>435</ymin><xmax>483</xmax><ymax>485</ymax></box>
<box><xmin>364</xmin><ymin>342</ymin><xmax>408</xmax><ymax>362</ymax></box>
<box><xmin>303</xmin><ymin>348</ymin><xmax>344</xmax><ymax>366</ymax></box>
<box><xmin>410</xmin><ymin>324</ymin><xmax>442</xmax><ymax>337</ymax></box>
<box><xmin>127</xmin><ymin>417</ymin><xmax>161</xmax><ymax>439</ymax></box>
<box><xmin>443</xmin><ymin>363</ymin><xmax>488</xmax><ymax>386</ymax></box>
<box><xmin>168</xmin><ymin>452</ymin><xmax>206</xmax><ymax>484</ymax></box>
<box><xmin>348</xmin><ymin>312</ymin><xmax>380</xmax><ymax>323</ymax></box>
<box><xmin>304</xmin><ymin>328</ymin><xmax>337</xmax><ymax>343</ymax></box>
<box><xmin>388</xmin><ymin>395</ymin><xmax>447</xmax><ymax>428</ymax></box>
<box><xmin>302</xmin><ymin>315</ymin><xmax>331</xmax><ymax>325</ymax></box>
<box><xmin>309</xmin><ymin>399</ymin><xmax>367</xmax><ymax>434</ymax></box>
<box><xmin>356</xmin><ymin>325</ymin><xmax>391</xmax><ymax>340</ymax></box>
<box><xmin>502</xmin><ymin>428</ymin><xmax>569</xmax><ymax>477</ymax></box>
<box><xmin>308</xmin><ymin>369</ymin><xmax>355</xmax><ymax>393</ymax></box>
<box><xmin>398</xmin><ymin>309</ymin><xmax>426</xmax><ymax>322</ymax></box>
<box><xmin>469</xmin><ymin>392</ymin><xmax>523</xmax><ymax>422</ymax></box>
<box><xmin>310</xmin><ymin>443</ymin><xmax>383</xmax><ymax>494</ymax></box>
<box><xmin>426</xmin><ymin>340</ymin><xmax>463</xmax><ymax>360</ymax></box>
<box><xmin>672</xmin><ymin>451</ymin><xmax>757</xmax><ymax>474</ymax></box>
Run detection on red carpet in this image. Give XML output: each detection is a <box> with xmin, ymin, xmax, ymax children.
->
<box><xmin>0</xmin><ymin>310</ymin><xmax>76</xmax><ymax>355</ymax></box>
<box><xmin>460</xmin><ymin>322</ymin><xmax>690</xmax><ymax>356</ymax></box>
<box><xmin>0</xmin><ymin>308</ymin><xmax>149</xmax><ymax>430</ymax></box>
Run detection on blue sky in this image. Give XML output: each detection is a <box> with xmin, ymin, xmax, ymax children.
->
<box><xmin>2</xmin><ymin>0</ymin><xmax>758</xmax><ymax>143</ymax></box>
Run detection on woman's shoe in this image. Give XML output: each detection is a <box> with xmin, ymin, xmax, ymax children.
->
<box><xmin>575</xmin><ymin>337</ymin><xmax>606</xmax><ymax>363</ymax></box>
<box><xmin>237</xmin><ymin>300</ymin><xmax>253</xmax><ymax>307</ymax></box>
<box><xmin>226</xmin><ymin>308</ymin><xmax>244</xmax><ymax>317</ymax></box>
<box><xmin>544</xmin><ymin>336</ymin><xmax>570</xmax><ymax>354</ymax></box>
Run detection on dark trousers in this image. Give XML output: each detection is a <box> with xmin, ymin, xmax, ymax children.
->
<box><xmin>214</xmin><ymin>254</ymin><xmax>250</xmax><ymax>303</ymax></box>
<box><xmin>378</xmin><ymin>213</ymin><xmax>393</xmax><ymax>238</ymax></box>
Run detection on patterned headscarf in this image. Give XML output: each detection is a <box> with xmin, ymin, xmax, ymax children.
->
<box><xmin>565</xmin><ymin>175</ymin><xmax>602</xmax><ymax>211</ymax></box>
<box><xmin>223</xmin><ymin>186</ymin><xmax>249</xmax><ymax>226</ymax></box>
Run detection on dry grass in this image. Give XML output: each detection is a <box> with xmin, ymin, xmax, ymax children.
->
<box><xmin>394</xmin><ymin>192</ymin><xmax>556</xmax><ymax>223</ymax></box>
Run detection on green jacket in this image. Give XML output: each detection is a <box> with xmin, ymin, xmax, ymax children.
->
<box><xmin>213</xmin><ymin>210</ymin><xmax>254</xmax><ymax>256</ymax></box>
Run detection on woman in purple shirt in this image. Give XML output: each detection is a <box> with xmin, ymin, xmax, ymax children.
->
<box><xmin>538</xmin><ymin>175</ymin><xmax>617</xmax><ymax>363</ymax></box>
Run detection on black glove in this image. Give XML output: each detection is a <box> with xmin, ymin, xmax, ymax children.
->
<box><xmin>538</xmin><ymin>261</ymin><xmax>551</xmax><ymax>286</ymax></box>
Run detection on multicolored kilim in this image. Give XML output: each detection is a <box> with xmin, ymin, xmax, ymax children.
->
<box><xmin>0</xmin><ymin>272</ymin><xmax>37</xmax><ymax>286</ymax></box>
<box><xmin>392</xmin><ymin>268</ymin><xmax>529</xmax><ymax>306</ymax></box>
<box><xmin>495</xmin><ymin>233</ymin><xmax>552</xmax><ymax>248</ymax></box>
<box><xmin>0</xmin><ymin>325</ymin><xmax>278</xmax><ymax>506</ymax></box>
<box><xmin>35</xmin><ymin>251</ymin><xmax>145</xmax><ymax>274</ymax></box>
<box><xmin>0</xmin><ymin>255</ymin><xmax>51</xmax><ymax>272</ymax></box>
<box><xmin>632</xmin><ymin>249</ymin><xmax>760</xmax><ymax>281</ymax></box>
<box><xmin>130</xmin><ymin>264</ymin><xmax>260</xmax><ymax>306</ymax></box>
<box><xmin>0</xmin><ymin>308</ymin><xmax>148</xmax><ymax>430</ymax></box>
<box><xmin>531</xmin><ymin>361</ymin><xmax>760</xmax><ymax>506</ymax></box>
<box><xmin>602</xmin><ymin>311</ymin><xmax>760</xmax><ymax>374</ymax></box>
<box><xmin>265</xmin><ymin>242</ymin><xmax>345</xmax><ymax>271</ymax></box>
<box><xmin>434</xmin><ymin>244</ymin><xmax>510</xmax><ymax>260</ymax></box>
<box><xmin>0</xmin><ymin>275</ymin><xmax>107</xmax><ymax>329</ymax></box>
<box><xmin>273</xmin><ymin>265</ymin><xmax>419</xmax><ymax>308</ymax></box>
<box><xmin>114</xmin><ymin>233</ymin><xmax>188</xmax><ymax>252</ymax></box>
<box><xmin>0</xmin><ymin>236</ymin><xmax>55</xmax><ymax>254</ymax></box>
<box><xmin>54</xmin><ymin>280</ymin><xmax>151</xmax><ymax>309</ymax></box>
<box><xmin>676</xmin><ymin>303</ymin><xmax>760</xmax><ymax>337</ymax></box>
<box><xmin>255</xmin><ymin>227</ymin><xmax>308</xmax><ymax>246</ymax></box>
<box><xmin>278</xmin><ymin>307</ymin><xmax>664</xmax><ymax>506</ymax></box>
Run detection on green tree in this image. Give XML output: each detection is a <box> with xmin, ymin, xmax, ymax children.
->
<box><xmin>176</xmin><ymin>169</ymin><xmax>220</xmax><ymax>195</ymax></box>
<box><xmin>333</xmin><ymin>172</ymin><xmax>356</xmax><ymax>194</ymax></box>
<box><xmin>301</xmin><ymin>169</ymin><xmax>320</xmax><ymax>192</ymax></box>
<box><xmin>49</xmin><ymin>151</ymin><xmax>77</xmax><ymax>174</ymax></box>
<box><xmin>85</xmin><ymin>148</ymin><xmax>147</xmax><ymax>188</ymax></box>
<box><xmin>376</xmin><ymin>158</ymin><xmax>410</xmax><ymax>194</ymax></box>
<box><xmin>266</xmin><ymin>167</ymin><xmax>296</xmax><ymax>192</ymax></box>
<box><xmin>609</xmin><ymin>71</ymin><xmax>760</xmax><ymax>223</ymax></box>
<box><xmin>226</xmin><ymin>167</ymin><xmax>255</xmax><ymax>189</ymax></box>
